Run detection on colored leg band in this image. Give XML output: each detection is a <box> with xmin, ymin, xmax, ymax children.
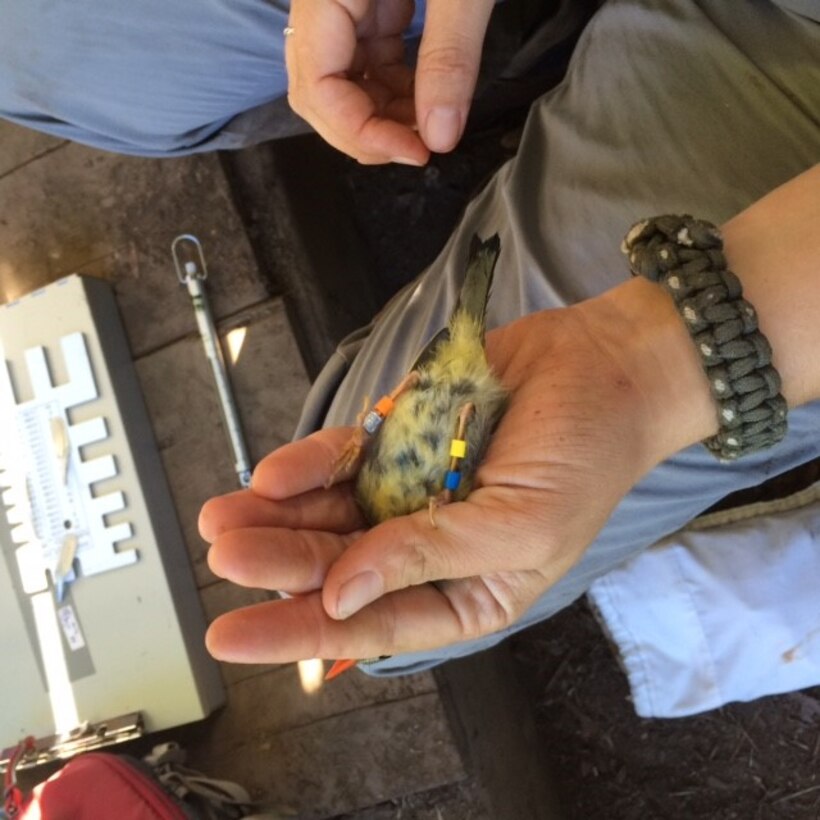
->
<box><xmin>449</xmin><ymin>438</ymin><xmax>467</xmax><ymax>459</ymax></box>
<box><xmin>362</xmin><ymin>395</ymin><xmax>396</xmax><ymax>435</ymax></box>
<box><xmin>444</xmin><ymin>470</ymin><xmax>461</xmax><ymax>491</ymax></box>
<box><xmin>373</xmin><ymin>395</ymin><xmax>395</xmax><ymax>417</ymax></box>
<box><xmin>362</xmin><ymin>410</ymin><xmax>385</xmax><ymax>435</ymax></box>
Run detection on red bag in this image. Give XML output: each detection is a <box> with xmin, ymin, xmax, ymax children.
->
<box><xmin>20</xmin><ymin>753</ymin><xmax>188</xmax><ymax>820</ymax></box>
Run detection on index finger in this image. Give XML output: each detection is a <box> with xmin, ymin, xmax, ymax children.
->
<box><xmin>306</xmin><ymin>77</ymin><xmax>426</xmax><ymax>163</ymax></box>
<box><xmin>286</xmin><ymin>0</ymin><xmax>428</xmax><ymax>163</ymax></box>
<box><xmin>250</xmin><ymin>427</ymin><xmax>360</xmax><ymax>500</ymax></box>
<box><xmin>198</xmin><ymin>483</ymin><xmax>365</xmax><ymax>543</ymax></box>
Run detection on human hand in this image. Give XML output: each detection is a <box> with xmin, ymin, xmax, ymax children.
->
<box><xmin>284</xmin><ymin>0</ymin><xmax>495</xmax><ymax>164</ymax></box>
<box><xmin>200</xmin><ymin>279</ymin><xmax>715</xmax><ymax>665</ymax></box>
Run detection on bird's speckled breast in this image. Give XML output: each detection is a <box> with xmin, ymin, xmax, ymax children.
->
<box><xmin>355</xmin><ymin>332</ymin><xmax>507</xmax><ymax>525</ymax></box>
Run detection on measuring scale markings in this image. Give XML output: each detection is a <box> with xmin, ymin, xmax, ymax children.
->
<box><xmin>0</xmin><ymin>332</ymin><xmax>138</xmax><ymax>600</ymax></box>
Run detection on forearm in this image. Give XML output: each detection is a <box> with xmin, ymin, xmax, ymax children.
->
<box><xmin>721</xmin><ymin>164</ymin><xmax>820</xmax><ymax>410</ymax></box>
<box><xmin>587</xmin><ymin>163</ymin><xmax>820</xmax><ymax>470</ymax></box>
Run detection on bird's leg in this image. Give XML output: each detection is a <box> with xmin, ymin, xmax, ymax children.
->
<box><xmin>429</xmin><ymin>402</ymin><xmax>475</xmax><ymax>528</ymax></box>
<box><xmin>387</xmin><ymin>370</ymin><xmax>421</xmax><ymax>400</ymax></box>
<box><xmin>325</xmin><ymin>396</ymin><xmax>371</xmax><ymax>487</ymax></box>
<box><xmin>326</xmin><ymin>371</ymin><xmax>421</xmax><ymax>488</ymax></box>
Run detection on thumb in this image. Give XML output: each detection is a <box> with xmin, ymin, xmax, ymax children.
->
<box><xmin>321</xmin><ymin>486</ymin><xmax>553</xmax><ymax>621</ymax></box>
<box><xmin>415</xmin><ymin>0</ymin><xmax>495</xmax><ymax>153</ymax></box>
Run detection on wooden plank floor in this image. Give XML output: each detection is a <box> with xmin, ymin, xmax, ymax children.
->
<box><xmin>0</xmin><ymin>120</ymin><xmax>470</xmax><ymax>818</ymax></box>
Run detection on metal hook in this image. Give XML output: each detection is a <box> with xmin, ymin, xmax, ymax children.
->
<box><xmin>171</xmin><ymin>234</ymin><xmax>208</xmax><ymax>283</ymax></box>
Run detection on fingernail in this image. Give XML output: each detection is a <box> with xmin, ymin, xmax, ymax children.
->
<box><xmin>424</xmin><ymin>107</ymin><xmax>461</xmax><ymax>153</ymax></box>
<box><xmin>336</xmin><ymin>571</ymin><xmax>384</xmax><ymax>619</ymax></box>
<box><xmin>390</xmin><ymin>156</ymin><xmax>424</xmax><ymax>167</ymax></box>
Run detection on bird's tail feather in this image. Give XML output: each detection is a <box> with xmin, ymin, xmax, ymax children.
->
<box><xmin>455</xmin><ymin>234</ymin><xmax>501</xmax><ymax>336</ymax></box>
<box><xmin>411</xmin><ymin>233</ymin><xmax>501</xmax><ymax>371</ymax></box>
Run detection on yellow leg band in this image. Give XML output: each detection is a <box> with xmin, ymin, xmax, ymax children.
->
<box><xmin>449</xmin><ymin>438</ymin><xmax>467</xmax><ymax>459</ymax></box>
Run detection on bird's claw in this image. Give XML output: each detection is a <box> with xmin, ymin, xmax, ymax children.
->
<box><xmin>428</xmin><ymin>490</ymin><xmax>453</xmax><ymax>528</ymax></box>
<box><xmin>326</xmin><ymin>427</ymin><xmax>367</xmax><ymax>488</ymax></box>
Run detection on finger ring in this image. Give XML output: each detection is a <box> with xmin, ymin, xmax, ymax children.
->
<box><xmin>283</xmin><ymin>25</ymin><xmax>295</xmax><ymax>37</ymax></box>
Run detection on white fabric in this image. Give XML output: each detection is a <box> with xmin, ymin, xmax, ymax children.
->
<box><xmin>588</xmin><ymin>486</ymin><xmax>820</xmax><ymax>718</ymax></box>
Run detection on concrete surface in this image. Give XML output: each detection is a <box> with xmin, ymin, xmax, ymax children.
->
<box><xmin>0</xmin><ymin>131</ymin><xmax>268</xmax><ymax>356</ymax></box>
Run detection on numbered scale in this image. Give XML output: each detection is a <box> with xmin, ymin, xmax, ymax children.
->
<box><xmin>0</xmin><ymin>276</ymin><xmax>223</xmax><ymax>768</ymax></box>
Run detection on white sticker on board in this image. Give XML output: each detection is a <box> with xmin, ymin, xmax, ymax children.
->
<box><xmin>57</xmin><ymin>603</ymin><xmax>86</xmax><ymax>651</ymax></box>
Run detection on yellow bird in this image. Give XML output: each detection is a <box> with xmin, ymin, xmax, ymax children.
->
<box><xmin>331</xmin><ymin>233</ymin><xmax>508</xmax><ymax>524</ymax></box>
<box><xmin>325</xmin><ymin>233</ymin><xmax>508</xmax><ymax>680</ymax></box>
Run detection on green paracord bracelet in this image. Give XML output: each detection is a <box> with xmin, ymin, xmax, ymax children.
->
<box><xmin>622</xmin><ymin>214</ymin><xmax>788</xmax><ymax>461</ymax></box>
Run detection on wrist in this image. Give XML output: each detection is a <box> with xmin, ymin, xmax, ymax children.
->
<box><xmin>591</xmin><ymin>163</ymin><xmax>820</xmax><ymax>469</ymax></box>
<box><xmin>581</xmin><ymin>277</ymin><xmax>718</xmax><ymax>469</ymax></box>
